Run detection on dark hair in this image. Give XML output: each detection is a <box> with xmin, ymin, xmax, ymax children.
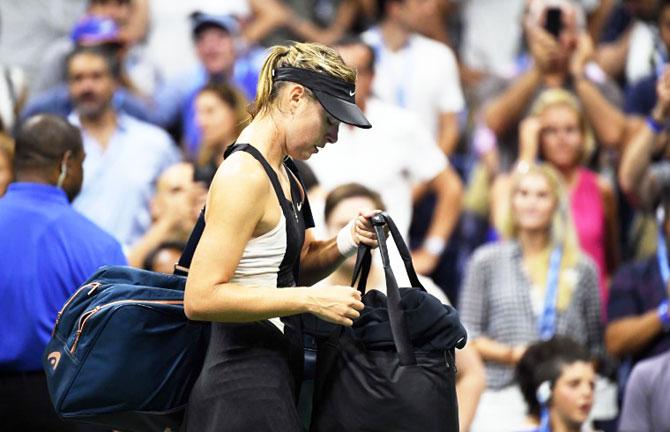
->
<box><xmin>13</xmin><ymin>115</ymin><xmax>82</xmax><ymax>172</ymax></box>
<box><xmin>334</xmin><ymin>35</ymin><xmax>376</xmax><ymax>74</ymax></box>
<box><xmin>374</xmin><ymin>0</ymin><xmax>402</xmax><ymax>21</ymax></box>
<box><xmin>516</xmin><ymin>336</ymin><xmax>592</xmax><ymax>418</ymax></box>
<box><xmin>143</xmin><ymin>241</ymin><xmax>186</xmax><ymax>271</ymax></box>
<box><xmin>65</xmin><ymin>44</ymin><xmax>122</xmax><ymax>81</ymax></box>
<box><xmin>661</xmin><ymin>0</ymin><xmax>670</xmax><ymax>16</ymax></box>
<box><xmin>198</xmin><ymin>82</ymin><xmax>241</xmax><ymax>109</ymax></box>
<box><xmin>197</xmin><ymin>82</ymin><xmax>249</xmax><ymax>133</ymax></box>
<box><xmin>324</xmin><ymin>183</ymin><xmax>385</xmax><ymax>223</ymax></box>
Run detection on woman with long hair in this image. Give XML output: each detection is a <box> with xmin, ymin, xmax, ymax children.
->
<box><xmin>193</xmin><ymin>82</ymin><xmax>249</xmax><ymax>168</ymax></box>
<box><xmin>182</xmin><ymin>42</ymin><xmax>379</xmax><ymax>431</ymax></box>
<box><xmin>462</xmin><ymin>163</ymin><xmax>603</xmax><ymax>431</ymax></box>
<box><xmin>493</xmin><ymin>89</ymin><xmax>619</xmax><ymax>319</ymax></box>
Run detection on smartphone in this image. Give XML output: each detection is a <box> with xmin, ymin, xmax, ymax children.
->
<box><xmin>545</xmin><ymin>7</ymin><xmax>562</xmax><ymax>39</ymax></box>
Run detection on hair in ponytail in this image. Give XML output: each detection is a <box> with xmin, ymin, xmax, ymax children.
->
<box><xmin>250</xmin><ymin>42</ymin><xmax>355</xmax><ymax>118</ymax></box>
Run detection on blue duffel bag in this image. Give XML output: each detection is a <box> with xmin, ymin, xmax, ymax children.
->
<box><xmin>43</xmin><ymin>213</ymin><xmax>209</xmax><ymax>432</ymax></box>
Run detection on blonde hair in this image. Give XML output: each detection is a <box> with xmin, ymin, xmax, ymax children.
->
<box><xmin>251</xmin><ymin>42</ymin><xmax>356</xmax><ymax>118</ymax></box>
<box><xmin>500</xmin><ymin>163</ymin><xmax>582</xmax><ymax>309</ymax></box>
<box><xmin>530</xmin><ymin>88</ymin><xmax>595</xmax><ymax>165</ymax></box>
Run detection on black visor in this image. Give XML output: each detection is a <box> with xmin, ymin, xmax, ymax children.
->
<box><xmin>273</xmin><ymin>67</ymin><xmax>371</xmax><ymax>129</ymax></box>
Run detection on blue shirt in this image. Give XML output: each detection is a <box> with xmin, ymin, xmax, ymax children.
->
<box><xmin>21</xmin><ymin>84</ymin><xmax>158</xmax><ymax>125</ymax></box>
<box><xmin>607</xmin><ymin>255</ymin><xmax>670</xmax><ymax>365</ymax></box>
<box><xmin>153</xmin><ymin>50</ymin><xmax>262</xmax><ymax>159</ymax></box>
<box><xmin>0</xmin><ymin>183</ymin><xmax>126</xmax><ymax>371</ymax></box>
<box><xmin>69</xmin><ymin>112</ymin><xmax>181</xmax><ymax>248</ymax></box>
<box><xmin>624</xmin><ymin>74</ymin><xmax>657</xmax><ymax>116</ymax></box>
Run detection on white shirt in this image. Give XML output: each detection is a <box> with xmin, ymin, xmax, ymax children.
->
<box><xmin>69</xmin><ymin>112</ymin><xmax>181</xmax><ymax>248</ymax></box>
<box><xmin>460</xmin><ymin>0</ymin><xmax>526</xmax><ymax>77</ymax></box>
<box><xmin>362</xmin><ymin>28</ymin><xmax>465</xmax><ymax>140</ymax></box>
<box><xmin>307</xmin><ymin>98</ymin><xmax>446</xmax><ymax>286</ymax></box>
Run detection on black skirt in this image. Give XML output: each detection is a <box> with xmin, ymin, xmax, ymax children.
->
<box><xmin>182</xmin><ymin>318</ymin><xmax>304</xmax><ymax>432</ymax></box>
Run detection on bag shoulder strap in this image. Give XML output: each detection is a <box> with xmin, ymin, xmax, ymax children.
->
<box><xmin>173</xmin><ymin>210</ymin><xmax>205</xmax><ymax>276</ymax></box>
<box><xmin>174</xmin><ymin>143</ymin><xmax>290</xmax><ymax>276</ymax></box>
<box><xmin>226</xmin><ymin>143</ymin><xmax>294</xmax><ymax>215</ymax></box>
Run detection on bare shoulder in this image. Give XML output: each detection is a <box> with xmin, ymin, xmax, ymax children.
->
<box><xmin>206</xmin><ymin>151</ymin><xmax>272</xmax><ymax>222</ymax></box>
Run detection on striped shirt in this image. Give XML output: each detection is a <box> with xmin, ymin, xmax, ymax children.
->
<box><xmin>460</xmin><ymin>241</ymin><xmax>604</xmax><ymax>389</ymax></box>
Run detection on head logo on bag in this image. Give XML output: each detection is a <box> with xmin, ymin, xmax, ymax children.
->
<box><xmin>47</xmin><ymin>351</ymin><xmax>61</xmax><ymax>370</ymax></box>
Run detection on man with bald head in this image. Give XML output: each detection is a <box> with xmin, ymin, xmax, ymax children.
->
<box><xmin>0</xmin><ymin>114</ymin><xmax>126</xmax><ymax>430</ymax></box>
<box><xmin>127</xmin><ymin>162</ymin><xmax>206</xmax><ymax>267</ymax></box>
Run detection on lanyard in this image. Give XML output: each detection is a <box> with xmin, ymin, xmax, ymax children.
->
<box><xmin>538</xmin><ymin>247</ymin><xmax>563</xmax><ymax>340</ymax></box>
<box><xmin>538</xmin><ymin>406</ymin><xmax>551</xmax><ymax>432</ymax></box>
<box><xmin>657</xmin><ymin>226</ymin><xmax>670</xmax><ymax>285</ymax></box>
<box><xmin>367</xmin><ymin>28</ymin><xmax>411</xmax><ymax>108</ymax></box>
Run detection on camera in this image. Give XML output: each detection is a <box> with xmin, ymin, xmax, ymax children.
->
<box><xmin>544</xmin><ymin>7</ymin><xmax>563</xmax><ymax>39</ymax></box>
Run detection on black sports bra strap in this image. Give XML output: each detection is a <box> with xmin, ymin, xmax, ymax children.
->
<box><xmin>227</xmin><ymin>144</ymin><xmax>292</xmax><ymax>212</ymax></box>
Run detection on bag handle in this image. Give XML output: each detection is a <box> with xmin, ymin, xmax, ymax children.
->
<box><xmin>351</xmin><ymin>245</ymin><xmax>372</xmax><ymax>295</ymax></box>
<box><xmin>371</xmin><ymin>213</ymin><xmax>417</xmax><ymax>365</ymax></box>
<box><xmin>381</xmin><ymin>212</ymin><xmax>425</xmax><ymax>290</ymax></box>
<box><xmin>351</xmin><ymin>213</ymin><xmax>425</xmax><ymax>292</ymax></box>
<box><xmin>173</xmin><ymin>209</ymin><xmax>206</xmax><ymax>276</ymax></box>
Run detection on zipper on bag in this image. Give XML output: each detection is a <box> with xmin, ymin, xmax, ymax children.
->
<box><xmin>51</xmin><ymin>282</ymin><xmax>101</xmax><ymax>337</ymax></box>
<box><xmin>68</xmin><ymin>299</ymin><xmax>183</xmax><ymax>354</ymax></box>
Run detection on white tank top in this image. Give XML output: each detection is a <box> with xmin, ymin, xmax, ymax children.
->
<box><xmin>229</xmin><ymin>211</ymin><xmax>288</xmax><ymax>331</ymax></box>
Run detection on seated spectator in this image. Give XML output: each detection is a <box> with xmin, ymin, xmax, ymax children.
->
<box><xmin>318</xmin><ymin>182</ymin><xmax>486</xmax><ymax>432</ymax></box>
<box><xmin>127</xmin><ymin>162</ymin><xmax>206</xmax><ymax>267</ymax></box>
<box><xmin>608</xmin><ymin>111</ymin><xmax>670</xmax><ymax>368</ymax></box>
<box><xmin>460</xmin><ymin>162</ymin><xmax>603</xmax><ymax>431</ymax></box>
<box><xmin>618</xmin><ymin>350</ymin><xmax>670</xmax><ymax>432</ymax></box>
<box><xmin>604</xmin><ymin>55</ymin><xmax>670</xmax><ymax>420</ymax></box>
<box><xmin>306</xmin><ymin>38</ymin><xmax>463</xmax><ymax>292</ymax></box>
<box><xmin>143</xmin><ymin>240</ymin><xmax>186</xmax><ymax>274</ymax></box>
<box><xmin>193</xmin><ymin>82</ymin><xmax>248</xmax><ymax>170</ymax></box>
<box><xmin>32</xmin><ymin>0</ymin><xmax>156</xmax><ymax>96</ymax></box>
<box><xmin>66</xmin><ymin>45</ymin><xmax>180</xmax><ymax>248</ymax></box>
<box><xmin>0</xmin><ymin>133</ymin><xmax>13</xmax><ymax>196</ymax></box>
<box><xmin>0</xmin><ymin>114</ymin><xmax>126</xmax><ymax>430</ymax></box>
<box><xmin>21</xmin><ymin>41</ymin><xmax>156</xmax><ymax>124</ymax></box>
<box><xmin>154</xmin><ymin>11</ymin><xmax>258</xmax><ymax>156</ymax></box>
<box><xmin>516</xmin><ymin>336</ymin><xmax>598</xmax><ymax>432</ymax></box>
<box><xmin>493</xmin><ymin>88</ymin><xmax>620</xmax><ymax>318</ymax></box>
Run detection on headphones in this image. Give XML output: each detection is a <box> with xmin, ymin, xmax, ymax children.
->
<box><xmin>536</xmin><ymin>380</ymin><xmax>552</xmax><ymax>405</ymax></box>
<box><xmin>56</xmin><ymin>151</ymin><xmax>71</xmax><ymax>189</ymax></box>
<box><xmin>657</xmin><ymin>205</ymin><xmax>666</xmax><ymax>226</ymax></box>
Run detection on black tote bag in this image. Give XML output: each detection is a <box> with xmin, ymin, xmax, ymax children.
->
<box><xmin>310</xmin><ymin>213</ymin><xmax>466</xmax><ymax>432</ymax></box>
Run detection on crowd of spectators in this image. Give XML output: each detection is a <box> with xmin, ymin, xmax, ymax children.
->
<box><xmin>3</xmin><ymin>0</ymin><xmax>670</xmax><ymax>431</ymax></box>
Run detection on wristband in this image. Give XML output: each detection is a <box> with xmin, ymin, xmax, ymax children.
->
<box><xmin>658</xmin><ymin>300</ymin><xmax>670</xmax><ymax>332</ymax></box>
<box><xmin>647</xmin><ymin>116</ymin><xmax>664</xmax><ymax>135</ymax></box>
<box><xmin>423</xmin><ymin>236</ymin><xmax>446</xmax><ymax>256</ymax></box>
<box><xmin>337</xmin><ymin>219</ymin><xmax>357</xmax><ymax>258</ymax></box>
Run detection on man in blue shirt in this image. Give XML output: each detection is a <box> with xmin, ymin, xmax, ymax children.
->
<box><xmin>65</xmin><ymin>45</ymin><xmax>181</xmax><ymax>248</ymax></box>
<box><xmin>153</xmin><ymin>11</ymin><xmax>260</xmax><ymax>159</ymax></box>
<box><xmin>0</xmin><ymin>114</ymin><xmax>126</xmax><ymax>430</ymax></box>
